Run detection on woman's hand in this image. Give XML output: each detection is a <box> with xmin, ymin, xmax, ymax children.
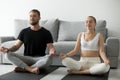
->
<box><xmin>104</xmin><ymin>58</ymin><xmax>110</xmax><ymax>65</ymax></box>
<box><xmin>59</xmin><ymin>53</ymin><xmax>67</xmax><ymax>59</ymax></box>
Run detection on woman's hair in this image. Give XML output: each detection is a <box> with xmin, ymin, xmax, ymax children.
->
<box><xmin>88</xmin><ymin>16</ymin><xmax>96</xmax><ymax>31</ymax></box>
<box><xmin>88</xmin><ymin>16</ymin><xmax>96</xmax><ymax>24</ymax></box>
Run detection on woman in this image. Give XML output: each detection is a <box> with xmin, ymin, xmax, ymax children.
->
<box><xmin>59</xmin><ymin>16</ymin><xmax>110</xmax><ymax>75</ymax></box>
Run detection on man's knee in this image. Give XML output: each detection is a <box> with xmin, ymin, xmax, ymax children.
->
<box><xmin>5</xmin><ymin>52</ymin><xmax>15</xmax><ymax>60</ymax></box>
<box><xmin>45</xmin><ymin>55</ymin><xmax>53</xmax><ymax>66</ymax></box>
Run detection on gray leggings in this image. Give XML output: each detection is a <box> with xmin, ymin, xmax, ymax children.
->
<box><xmin>5</xmin><ymin>52</ymin><xmax>52</xmax><ymax>69</ymax></box>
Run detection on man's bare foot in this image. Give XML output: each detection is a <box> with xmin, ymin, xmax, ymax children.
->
<box><xmin>14</xmin><ymin>67</ymin><xmax>27</xmax><ymax>72</ymax></box>
<box><xmin>24</xmin><ymin>66</ymin><xmax>40</xmax><ymax>74</ymax></box>
<box><xmin>31</xmin><ymin>67</ymin><xmax>40</xmax><ymax>74</ymax></box>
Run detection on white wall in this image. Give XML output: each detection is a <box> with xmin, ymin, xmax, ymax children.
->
<box><xmin>0</xmin><ymin>0</ymin><xmax>120</xmax><ymax>37</ymax></box>
<box><xmin>0</xmin><ymin>0</ymin><xmax>120</xmax><ymax>56</ymax></box>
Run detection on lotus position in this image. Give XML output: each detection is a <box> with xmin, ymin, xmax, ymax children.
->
<box><xmin>0</xmin><ymin>9</ymin><xmax>55</xmax><ymax>74</ymax></box>
<box><xmin>60</xmin><ymin>16</ymin><xmax>110</xmax><ymax>75</ymax></box>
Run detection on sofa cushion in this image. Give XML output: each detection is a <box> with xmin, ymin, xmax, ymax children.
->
<box><xmin>53</xmin><ymin>41</ymin><xmax>80</xmax><ymax>55</ymax></box>
<box><xmin>95</xmin><ymin>20</ymin><xmax>107</xmax><ymax>41</ymax></box>
<box><xmin>14</xmin><ymin>19</ymin><xmax>29</xmax><ymax>39</ymax></box>
<box><xmin>58</xmin><ymin>20</ymin><xmax>107</xmax><ymax>41</ymax></box>
<box><xmin>41</xmin><ymin>19</ymin><xmax>59</xmax><ymax>42</ymax></box>
<box><xmin>1</xmin><ymin>40</ymin><xmax>24</xmax><ymax>55</ymax></box>
<box><xmin>14</xmin><ymin>18</ymin><xmax>59</xmax><ymax>42</ymax></box>
<box><xmin>58</xmin><ymin>20</ymin><xmax>86</xmax><ymax>41</ymax></box>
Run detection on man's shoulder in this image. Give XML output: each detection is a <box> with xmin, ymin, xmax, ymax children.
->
<box><xmin>23</xmin><ymin>27</ymin><xmax>30</xmax><ymax>30</ymax></box>
<box><xmin>21</xmin><ymin>27</ymin><xmax>30</xmax><ymax>32</ymax></box>
<box><xmin>41</xmin><ymin>27</ymin><xmax>50</xmax><ymax>33</ymax></box>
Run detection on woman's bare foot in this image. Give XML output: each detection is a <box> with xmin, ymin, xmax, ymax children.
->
<box><xmin>67</xmin><ymin>69</ymin><xmax>76</xmax><ymax>74</ymax></box>
<box><xmin>67</xmin><ymin>69</ymin><xmax>90</xmax><ymax>74</ymax></box>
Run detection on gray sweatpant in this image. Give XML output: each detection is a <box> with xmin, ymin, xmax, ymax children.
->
<box><xmin>5</xmin><ymin>52</ymin><xmax>52</xmax><ymax>69</ymax></box>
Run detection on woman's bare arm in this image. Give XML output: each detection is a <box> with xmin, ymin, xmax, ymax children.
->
<box><xmin>60</xmin><ymin>32</ymin><xmax>82</xmax><ymax>59</ymax></box>
<box><xmin>99</xmin><ymin>34</ymin><xmax>109</xmax><ymax>64</ymax></box>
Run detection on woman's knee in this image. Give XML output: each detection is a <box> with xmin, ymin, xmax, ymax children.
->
<box><xmin>90</xmin><ymin>63</ymin><xmax>110</xmax><ymax>74</ymax></box>
<box><xmin>62</xmin><ymin>57</ymin><xmax>81</xmax><ymax>70</ymax></box>
<box><xmin>99</xmin><ymin>63</ymin><xmax>110</xmax><ymax>72</ymax></box>
<box><xmin>62</xmin><ymin>57</ymin><xmax>73</xmax><ymax>66</ymax></box>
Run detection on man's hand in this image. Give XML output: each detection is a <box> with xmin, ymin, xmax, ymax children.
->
<box><xmin>47</xmin><ymin>43</ymin><xmax>56</xmax><ymax>56</ymax></box>
<box><xmin>0</xmin><ymin>46</ymin><xmax>9</xmax><ymax>53</ymax></box>
<box><xmin>49</xmin><ymin>49</ymin><xmax>56</xmax><ymax>56</ymax></box>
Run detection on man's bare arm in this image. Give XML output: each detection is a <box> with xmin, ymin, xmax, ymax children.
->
<box><xmin>8</xmin><ymin>40</ymin><xmax>23</xmax><ymax>52</ymax></box>
<box><xmin>47</xmin><ymin>43</ymin><xmax>56</xmax><ymax>56</ymax></box>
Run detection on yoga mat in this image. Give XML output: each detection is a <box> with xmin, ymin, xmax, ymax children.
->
<box><xmin>62</xmin><ymin>71</ymin><xmax>110</xmax><ymax>80</ymax></box>
<box><xmin>41</xmin><ymin>67</ymin><xmax>110</xmax><ymax>80</ymax></box>
<box><xmin>0</xmin><ymin>66</ymin><xmax>58</xmax><ymax>80</ymax></box>
<box><xmin>0</xmin><ymin>66</ymin><xmax>110</xmax><ymax>80</ymax></box>
<box><xmin>40</xmin><ymin>67</ymin><xmax>68</xmax><ymax>80</ymax></box>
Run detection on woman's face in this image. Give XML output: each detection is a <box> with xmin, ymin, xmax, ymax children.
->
<box><xmin>85</xmin><ymin>17</ymin><xmax>96</xmax><ymax>31</ymax></box>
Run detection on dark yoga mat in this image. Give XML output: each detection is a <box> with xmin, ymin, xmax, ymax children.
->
<box><xmin>0</xmin><ymin>66</ymin><xmax>58</xmax><ymax>80</ymax></box>
<box><xmin>62</xmin><ymin>71</ymin><xmax>110</xmax><ymax>80</ymax></box>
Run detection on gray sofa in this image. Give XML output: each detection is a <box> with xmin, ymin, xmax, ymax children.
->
<box><xmin>0</xmin><ymin>18</ymin><xmax>119</xmax><ymax>68</ymax></box>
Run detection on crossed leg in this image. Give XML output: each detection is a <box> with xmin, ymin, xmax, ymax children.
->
<box><xmin>6</xmin><ymin>52</ymin><xmax>52</xmax><ymax>74</ymax></box>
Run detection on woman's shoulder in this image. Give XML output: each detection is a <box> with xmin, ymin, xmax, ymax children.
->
<box><xmin>97</xmin><ymin>33</ymin><xmax>104</xmax><ymax>41</ymax></box>
<box><xmin>78</xmin><ymin>32</ymin><xmax>84</xmax><ymax>38</ymax></box>
<box><xmin>79</xmin><ymin>32</ymin><xmax>84</xmax><ymax>35</ymax></box>
<box><xmin>97</xmin><ymin>32</ymin><xmax>103</xmax><ymax>37</ymax></box>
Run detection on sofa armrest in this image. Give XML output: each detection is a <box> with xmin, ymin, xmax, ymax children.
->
<box><xmin>106</xmin><ymin>37</ymin><xmax>119</xmax><ymax>68</ymax></box>
<box><xmin>106</xmin><ymin>37</ymin><xmax>119</xmax><ymax>57</ymax></box>
<box><xmin>0</xmin><ymin>36</ymin><xmax>15</xmax><ymax>44</ymax></box>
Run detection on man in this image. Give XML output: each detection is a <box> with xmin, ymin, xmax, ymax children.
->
<box><xmin>0</xmin><ymin>9</ymin><xmax>55</xmax><ymax>74</ymax></box>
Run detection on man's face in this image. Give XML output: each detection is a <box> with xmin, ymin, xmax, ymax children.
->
<box><xmin>29</xmin><ymin>12</ymin><xmax>40</xmax><ymax>25</ymax></box>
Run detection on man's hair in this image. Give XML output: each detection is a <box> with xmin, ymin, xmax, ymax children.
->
<box><xmin>29</xmin><ymin>9</ymin><xmax>40</xmax><ymax>16</ymax></box>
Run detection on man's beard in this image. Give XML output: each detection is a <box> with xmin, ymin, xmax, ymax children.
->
<box><xmin>30</xmin><ymin>21</ymin><xmax>39</xmax><ymax>25</ymax></box>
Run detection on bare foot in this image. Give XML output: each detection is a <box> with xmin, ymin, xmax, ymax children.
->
<box><xmin>14</xmin><ymin>67</ymin><xmax>27</xmax><ymax>72</ymax></box>
<box><xmin>67</xmin><ymin>69</ymin><xmax>90</xmax><ymax>74</ymax></box>
<box><xmin>24</xmin><ymin>66</ymin><xmax>40</xmax><ymax>74</ymax></box>
<box><xmin>67</xmin><ymin>69</ymin><xmax>82</xmax><ymax>74</ymax></box>
<box><xmin>67</xmin><ymin>69</ymin><xmax>74</xmax><ymax>74</ymax></box>
<box><xmin>31</xmin><ymin>67</ymin><xmax>40</xmax><ymax>74</ymax></box>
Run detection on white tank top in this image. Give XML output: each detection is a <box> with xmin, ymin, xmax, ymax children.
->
<box><xmin>81</xmin><ymin>32</ymin><xmax>100</xmax><ymax>51</ymax></box>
